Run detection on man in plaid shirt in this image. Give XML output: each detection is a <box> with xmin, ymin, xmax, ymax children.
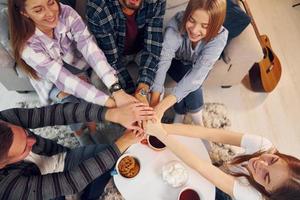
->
<box><xmin>86</xmin><ymin>0</ymin><xmax>166</xmax><ymax>104</ymax></box>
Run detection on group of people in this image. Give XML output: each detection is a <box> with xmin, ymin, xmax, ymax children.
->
<box><xmin>0</xmin><ymin>0</ymin><xmax>299</xmax><ymax>199</ymax></box>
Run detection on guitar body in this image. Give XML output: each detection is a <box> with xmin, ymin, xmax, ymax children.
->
<box><xmin>249</xmin><ymin>35</ymin><xmax>282</xmax><ymax>92</ymax></box>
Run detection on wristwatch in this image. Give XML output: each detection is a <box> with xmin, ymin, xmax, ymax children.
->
<box><xmin>136</xmin><ymin>88</ymin><xmax>149</xmax><ymax>97</ymax></box>
<box><xmin>109</xmin><ymin>82</ymin><xmax>122</xmax><ymax>94</ymax></box>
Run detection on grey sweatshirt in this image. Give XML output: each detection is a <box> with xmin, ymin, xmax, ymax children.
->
<box><xmin>152</xmin><ymin>11</ymin><xmax>228</xmax><ymax>102</ymax></box>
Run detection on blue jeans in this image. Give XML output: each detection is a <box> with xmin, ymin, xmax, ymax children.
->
<box><xmin>167</xmin><ymin>59</ymin><xmax>204</xmax><ymax>114</ymax></box>
<box><xmin>64</xmin><ymin>144</ymin><xmax>113</xmax><ymax>200</ymax></box>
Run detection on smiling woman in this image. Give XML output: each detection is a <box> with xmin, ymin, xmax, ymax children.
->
<box><xmin>8</xmin><ymin>0</ymin><xmax>61</xmax><ymax>80</ymax></box>
<box><xmin>226</xmin><ymin>148</ymin><xmax>299</xmax><ymax>199</ymax></box>
<box><xmin>7</xmin><ymin>0</ymin><xmax>148</xmax><ymax>146</ymax></box>
<box><xmin>150</xmin><ymin>0</ymin><xmax>228</xmax><ymax>126</ymax></box>
<box><xmin>7</xmin><ymin>0</ymin><xmax>137</xmax><ymax>108</ymax></box>
<box><xmin>21</xmin><ymin>0</ymin><xmax>60</xmax><ymax>37</ymax></box>
<box><xmin>247</xmin><ymin>153</ymin><xmax>288</xmax><ymax>190</ymax></box>
<box><xmin>145</xmin><ymin>121</ymin><xmax>300</xmax><ymax>200</ymax></box>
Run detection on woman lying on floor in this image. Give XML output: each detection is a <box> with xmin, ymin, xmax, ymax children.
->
<box><xmin>146</xmin><ymin>121</ymin><xmax>300</xmax><ymax>200</ymax></box>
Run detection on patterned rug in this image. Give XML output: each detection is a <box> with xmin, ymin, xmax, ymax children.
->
<box><xmin>16</xmin><ymin>101</ymin><xmax>237</xmax><ymax>200</ymax></box>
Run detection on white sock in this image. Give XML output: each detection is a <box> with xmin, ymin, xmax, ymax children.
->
<box><xmin>173</xmin><ymin>114</ymin><xmax>185</xmax><ymax>123</ymax></box>
<box><xmin>190</xmin><ymin>109</ymin><xmax>203</xmax><ymax>126</ymax></box>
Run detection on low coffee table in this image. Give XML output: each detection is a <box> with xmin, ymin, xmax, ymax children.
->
<box><xmin>113</xmin><ymin>135</ymin><xmax>215</xmax><ymax>200</ymax></box>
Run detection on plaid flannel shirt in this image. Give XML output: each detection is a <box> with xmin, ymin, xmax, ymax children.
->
<box><xmin>86</xmin><ymin>0</ymin><xmax>166</xmax><ymax>93</ymax></box>
<box><xmin>22</xmin><ymin>4</ymin><xmax>118</xmax><ymax>105</ymax></box>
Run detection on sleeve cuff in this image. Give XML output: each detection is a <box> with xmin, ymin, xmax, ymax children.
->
<box><xmin>172</xmin><ymin>87</ymin><xmax>182</xmax><ymax>102</ymax></box>
<box><xmin>95</xmin><ymin>94</ymin><xmax>110</xmax><ymax>106</ymax></box>
<box><xmin>137</xmin><ymin>71</ymin><xmax>156</xmax><ymax>87</ymax></box>
<box><xmin>104</xmin><ymin>73</ymin><xmax>119</xmax><ymax>89</ymax></box>
<box><xmin>137</xmin><ymin>79</ymin><xmax>153</xmax><ymax>88</ymax></box>
<box><xmin>99</xmin><ymin>106</ymin><xmax>108</xmax><ymax>121</ymax></box>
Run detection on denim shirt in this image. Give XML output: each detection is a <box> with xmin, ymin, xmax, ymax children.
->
<box><xmin>152</xmin><ymin>12</ymin><xmax>228</xmax><ymax>102</ymax></box>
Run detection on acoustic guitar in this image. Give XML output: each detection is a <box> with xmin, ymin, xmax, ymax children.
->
<box><xmin>240</xmin><ymin>0</ymin><xmax>282</xmax><ymax>92</ymax></box>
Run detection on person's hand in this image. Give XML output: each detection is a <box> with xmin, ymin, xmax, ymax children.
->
<box><xmin>153</xmin><ymin>95</ymin><xmax>177</xmax><ymax>122</ymax></box>
<box><xmin>134</xmin><ymin>93</ymin><xmax>149</xmax><ymax>131</ymax></box>
<box><xmin>134</xmin><ymin>83</ymin><xmax>151</xmax><ymax>128</ymax></box>
<box><xmin>150</xmin><ymin>91</ymin><xmax>161</xmax><ymax>107</ymax></box>
<box><xmin>153</xmin><ymin>104</ymin><xmax>164</xmax><ymax>123</ymax></box>
<box><xmin>145</xmin><ymin>121</ymin><xmax>167</xmax><ymax>139</ymax></box>
<box><xmin>105</xmin><ymin>102</ymin><xmax>155</xmax><ymax>132</ymax></box>
<box><xmin>134</xmin><ymin>92</ymin><xmax>149</xmax><ymax>105</ymax></box>
<box><xmin>123</xmin><ymin>129</ymin><xmax>145</xmax><ymax>144</ymax></box>
<box><xmin>57</xmin><ymin>91</ymin><xmax>69</xmax><ymax>99</ymax></box>
<box><xmin>112</xmin><ymin>90</ymin><xmax>138</xmax><ymax>107</ymax></box>
<box><xmin>115</xmin><ymin>129</ymin><xmax>145</xmax><ymax>153</ymax></box>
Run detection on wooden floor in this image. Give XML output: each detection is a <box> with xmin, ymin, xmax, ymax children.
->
<box><xmin>0</xmin><ymin>0</ymin><xmax>299</xmax><ymax>157</ymax></box>
<box><xmin>204</xmin><ymin>0</ymin><xmax>300</xmax><ymax>157</ymax></box>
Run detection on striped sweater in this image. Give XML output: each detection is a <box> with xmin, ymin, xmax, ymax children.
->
<box><xmin>0</xmin><ymin>103</ymin><xmax>121</xmax><ymax>200</ymax></box>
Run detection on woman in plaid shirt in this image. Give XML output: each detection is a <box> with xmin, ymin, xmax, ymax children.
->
<box><xmin>8</xmin><ymin>0</ymin><xmax>151</xmax><ymax>144</ymax></box>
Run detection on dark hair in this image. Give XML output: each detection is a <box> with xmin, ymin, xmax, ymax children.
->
<box><xmin>180</xmin><ymin>0</ymin><xmax>227</xmax><ymax>43</ymax></box>
<box><xmin>8</xmin><ymin>0</ymin><xmax>61</xmax><ymax>80</ymax></box>
<box><xmin>225</xmin><ymin>149</ymin><xmax>300</xmax><ymax>200</ymax></box>
<box><xmin>0</xmin><ymin>122</ymin><xmax>14</xmax><ymax>163</ymax></box>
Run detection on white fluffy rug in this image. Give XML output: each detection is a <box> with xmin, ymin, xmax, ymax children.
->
<box><xmin>16</xmin><ymin>101</ymin><xmax>80</xmax><ymax>148</ymax></box>
<box><xmin>16</xmin><ymin>101</ymin><xmax>236</xmax><ymax>200</ymax></box>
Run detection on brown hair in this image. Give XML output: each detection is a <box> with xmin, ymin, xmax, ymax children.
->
<box><xmin>8</xmin><ymin>0</ymin><xmax>61</xmax><ymax>80</ymax></box>
<box><xmin>0</xmin><ymin>122</ymin><xmax>14</xmax><ymax>164</ymax></box>
<box><xmin>225</xmin><ymin>149</ymin><xmax>300</xmax><ymax>200</ymax></box>
<box><xmin>180</xmin><ymin>0</ymin><xmax>226</xmax><ymax>43</ymax></box>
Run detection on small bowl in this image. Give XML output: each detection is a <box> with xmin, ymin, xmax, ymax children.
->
<box><xmin>147</xmin><ymin>135</ymin><xmax>166</xmax><ymax>151</ymax></box>
<box><xmin>178</xmin><ymin>187</ymin><xmax>201</xmax><ymax>200</ymax></box>
<box><xmin>161</xmin><ymin>160</ymin><xmax>189</xmax><ymax>188</ymax></box>
<box><xmin>116</xmin><ymin>154</ymin><xmax>141</xmax><ymax>179</ymax></box>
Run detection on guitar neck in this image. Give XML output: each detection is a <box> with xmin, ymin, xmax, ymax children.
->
<box><xmin>239</xmin><ymin>0</ymin><xmax>264</xmax><ymax>46</ymax></box>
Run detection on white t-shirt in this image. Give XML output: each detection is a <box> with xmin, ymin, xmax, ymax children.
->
<box><xmin>24</xmin><ymin>151</ymin><xmax>67</xmax><ymax>175</ymax></box>
<box><xmin>232</xmin><ymin>134</ymin><xmax>273</xmax><ymax>200</ymax></box>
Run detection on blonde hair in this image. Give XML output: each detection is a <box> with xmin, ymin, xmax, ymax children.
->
<box><xmin>180</xmin><ymin>0</ymin><xmax>227</xmax><ymax>43</ymax></box>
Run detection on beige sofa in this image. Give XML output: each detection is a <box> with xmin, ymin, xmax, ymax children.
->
<box><xmin>0</xmin><ymin>0</ymin><xmax>263</xmax><ymax>92</ymax></box>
